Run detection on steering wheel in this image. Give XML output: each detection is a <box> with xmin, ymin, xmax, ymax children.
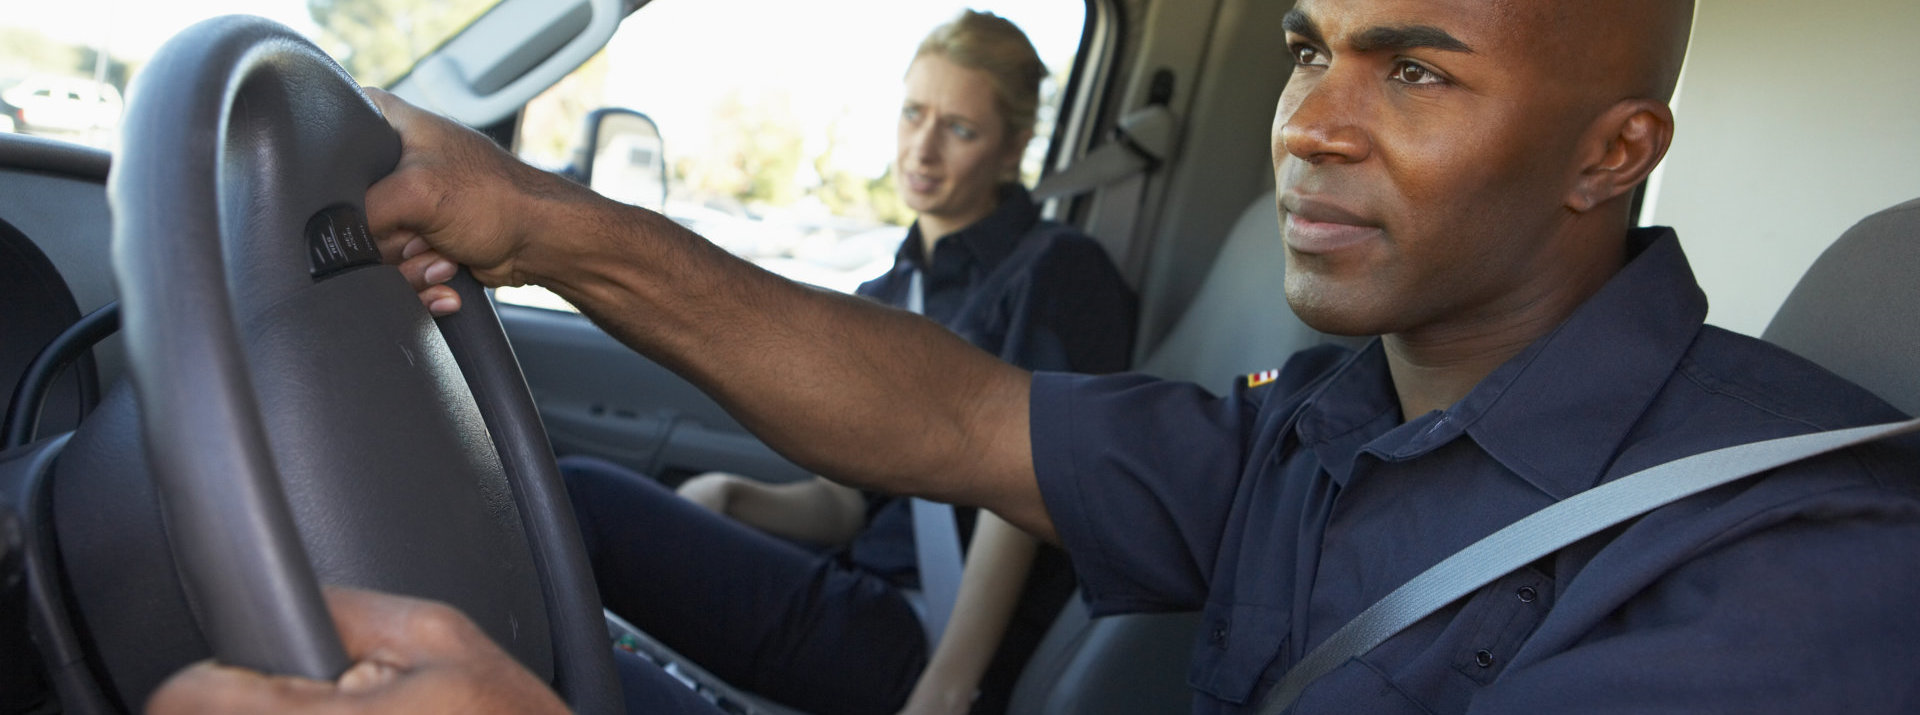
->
<box><xmin>106</xmin><ymin>16</ymin><xmax>622</xmax><ymax>712</ymax></box>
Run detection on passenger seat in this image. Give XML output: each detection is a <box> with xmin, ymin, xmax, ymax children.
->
<box><xmin>1137</xmin><ymin>190</ymin><xmax>1354</xmax><ymax>382</ymax></box>
<box><xmin>1009</xmin><ymin>190</ymin><xmax>1338</xmax><ymax>714</ymax></box>
<box><xmin>1763</xmin><ymin>196</ymin><xmax>1920</xmax><ymax>415</ymax></box>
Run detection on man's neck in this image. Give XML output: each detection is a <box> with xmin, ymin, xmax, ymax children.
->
<box><xmin>1382</xmin><ymin>224</ymin><xmax>1631</xmax><ymax>421</ymax></box>
<box><xmin>1383</xmin><ymin>320</ymin><xmax>1554</xmax><ymax>421</ymax></box>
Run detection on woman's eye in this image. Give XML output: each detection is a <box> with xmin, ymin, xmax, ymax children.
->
<box><xmin>1393</xmin><ymin>61</ymin><xmax>1443</xmax><ymax>85</ymax></box>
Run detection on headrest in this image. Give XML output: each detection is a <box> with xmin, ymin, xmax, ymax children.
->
<box><xmin>1763</xmin><ymin>197</ymin><xmax>1920</xmax><ymax>415</ymax></box>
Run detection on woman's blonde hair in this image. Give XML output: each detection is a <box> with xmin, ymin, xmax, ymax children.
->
<box><xmin>912</xmin><ymin>10</ymin><xmax>1047</xmax><ymax>145</ymax></box>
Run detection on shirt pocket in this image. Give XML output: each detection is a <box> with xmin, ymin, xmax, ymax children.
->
<box><xmin>1187</xmin><ymin>600</ymin><xmax>1290</xmax><ymax>706</ymax></box>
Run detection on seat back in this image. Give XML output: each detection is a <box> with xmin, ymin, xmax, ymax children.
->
<box><xmin>1139</xmin><ymin>190</ymin><xmax>1352</xmax><ymax>383</ymax></box>
<box><xmin>1763</xmin><ymin>197</ymin><xmax>1920</xmax><ymax>415</ymax></box>
<box><xmin>1010</xmin><ymin>191</ymin><xmax>1339</xmax><ymax>714</ymax></box>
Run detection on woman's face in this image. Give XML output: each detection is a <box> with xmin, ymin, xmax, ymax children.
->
<box><xmin>896</xmin><ymin>55</ymin><xmax>1026</xmax><ymax>234</ymax></box>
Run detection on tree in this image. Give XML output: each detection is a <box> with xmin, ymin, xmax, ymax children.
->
<box><xmin>307</xmin><ymin>0</ymin><xmax>497</xmax><ymax>87</ymax></box>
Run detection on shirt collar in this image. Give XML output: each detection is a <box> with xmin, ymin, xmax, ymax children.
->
<box><xmin>900</xmin><ymin>183</ymin><xmax>1039</xmax><ymax>276</ymax></box>
<box><xmin>1294</xmin><ymin>228</ymin><xmax>1708</xmax><ymax>500</ymax></box>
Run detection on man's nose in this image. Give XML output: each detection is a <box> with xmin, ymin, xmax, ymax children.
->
<box><xmin>1276</xmin><ymin>74</ymin><xmax>1372</xmax><ymax>166</ymax></box>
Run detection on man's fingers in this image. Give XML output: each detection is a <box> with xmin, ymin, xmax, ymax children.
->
<box><xmin>397</xmin><ymin>247</ymin><xmax>448</xmax><ymax>285</ymax></box>
<box><xmin>422</xmin><ymin>284</ymin><xmax>462</xmax><ymax>316</ymax></box>
<box><xmin>363</xmin><ymin>88</ymin><xmax>421</xmax><ymax>135</ymax></box>
<box><xmin>322</xmin><ymin>587</ymin><xmax>489</xmax><ymax>664</ymax></box>
<box><xmin>147</xmin><ymin>661</ymin><xmax>341</xmax><ymax>715</ymax></box>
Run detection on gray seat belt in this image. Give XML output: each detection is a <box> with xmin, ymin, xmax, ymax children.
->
<box><xmin>1258</xmin><ymin>416</ymin><xmax>1920</xmax><ymax>715</ymax></box>
<box><xmin>906</xmin><ymin>268</ymin><xmax>966</xmax><ymax>649</ymax></box>
<box><xmin>1032</xmin><ymin>105</ymin><xmax>1178</xmax><ymax>284</ymax></box>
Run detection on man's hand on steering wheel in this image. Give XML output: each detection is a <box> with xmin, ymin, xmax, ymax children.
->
<box><xmin>365</xmin><ymin>89</ymin><xmax>604</xmax><ymax>316</ymax></box>
<box><xmin>147</xmin><ymin>588</ymin><xmax>570</xmax><ymax>715</ymax></box>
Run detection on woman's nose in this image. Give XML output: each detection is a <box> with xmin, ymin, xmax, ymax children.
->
<box><xmin>908</xmin><ymin>121</ymin><xmax>942</xmax><ymax>164</ymax></box>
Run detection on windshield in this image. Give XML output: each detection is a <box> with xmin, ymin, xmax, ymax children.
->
<box><xmin>0</xmin><ymin>0</ymin><xmax>499</xmax><ymax>150</ymax></box>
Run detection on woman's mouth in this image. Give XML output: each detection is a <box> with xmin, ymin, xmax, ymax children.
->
<box><xmin>905</xmin><ymin>172</ymin><xmax>941</xmax><ymax>195</ymax></box>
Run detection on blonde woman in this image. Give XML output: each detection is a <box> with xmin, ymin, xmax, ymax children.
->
<box><xmin>562</xmin><ymin>11</ymin><xmax>1133</xmax><ymax>714</ymax></box>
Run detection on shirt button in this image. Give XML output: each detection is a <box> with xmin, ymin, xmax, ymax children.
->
<box><xmin>1474</xmin><ymin>649</ymin><xmax>1495</xmax><ymax>668</ymax></box>
<box><xmin>1211</xmin><ymin>627</ymin><xmax>1228</xmax><ymax>644</ymax></box>
<box><xmin>1517</xmin><ymin>586</ymin><xmax>1538</xmax><ymax>603</ymax></box>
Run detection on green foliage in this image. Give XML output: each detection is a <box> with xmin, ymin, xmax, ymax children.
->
<box><xmin>674</xmin><ymin>90</ymin><xmax>807</xmax><ymax>207</ymax></box>
<box><xmin>516</xmin><ymin>51</ymin><xmax>609</xmax><ymax>169</ymax></box>
<box><xmin>0</xmin><ymin>27</ymin><xmax>131</xmax><ymax>90</ymax></box>
<box><xmin>306</xmin><ymin>0</ymin><xmax>497</xmax><ymax>86</ymax></box>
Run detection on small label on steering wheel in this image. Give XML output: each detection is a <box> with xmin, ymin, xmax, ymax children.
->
<box><xmin>306</xmin><ymin>204</ymin><xmax>381</xmax><ymax>279</ymax></box>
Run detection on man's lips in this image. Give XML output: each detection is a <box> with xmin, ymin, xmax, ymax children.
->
<box><xmin>1282</xmin><ymin>196</ymin><xmax>1383</xmax><ymax>255</ymax></box>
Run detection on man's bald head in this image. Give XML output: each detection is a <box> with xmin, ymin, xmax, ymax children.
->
<box><xmin>1509</xmin><ymin>0</ymin><xmax>1694</xmax><ymax>106</ymax></box>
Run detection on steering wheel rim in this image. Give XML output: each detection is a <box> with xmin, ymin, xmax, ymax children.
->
<box><xmin>107</xmin><ymin>15</ymin><xmax>620</xmax><ymax>712</ymax></box>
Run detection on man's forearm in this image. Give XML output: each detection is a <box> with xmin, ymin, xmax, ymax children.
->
<box><xmin>524</xmin><ymin>201</ymin><xmax>1055</xmax><ymax>539</ymax></box>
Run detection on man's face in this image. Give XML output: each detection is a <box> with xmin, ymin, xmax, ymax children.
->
<box><xmin>1274</xmin><ymin>0</ymin><xmax>1595</xmax><ymax>338</ymax></box>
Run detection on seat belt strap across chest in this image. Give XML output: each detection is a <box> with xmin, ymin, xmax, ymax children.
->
<box><xmin>906</xmin><ymin>268</ymin><xmax>966</xmax><ymax>649</ymax></box>
<box><xmin>1258</xmin><ymin>416</ymin><xmax>1920</xmax><ymax>715</ymax></box>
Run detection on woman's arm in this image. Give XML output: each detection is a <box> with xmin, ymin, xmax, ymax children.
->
<box><xmin>898</xmin><ymin>511</ymin><xmax>1040</xmax><ymax>715</ymax></box>
<box><xmin>677</xmin><ymin>474</ymin><xmax>869</xmax><ymax>546</ymax></box>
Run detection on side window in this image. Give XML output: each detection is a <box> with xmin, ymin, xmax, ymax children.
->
<box><xmin>501</xmin><ymin>0</ymin><xmax>1091</xmax><ymax>311</ymax></box>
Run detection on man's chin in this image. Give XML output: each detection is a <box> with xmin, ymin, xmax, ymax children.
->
<box><xmin>1284</xmin><ymin>279</ymin><xmax>1387</xmax><ymax>338</ymax></box>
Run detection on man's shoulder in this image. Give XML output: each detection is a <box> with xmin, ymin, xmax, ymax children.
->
<box><xmin>1675</xmin><ymin>325</ymin><xmax>1908</xmax><ymax>430</ymax></box>
<box><xmin>1620</xmin><ymin>324</ymin><xmax>1919</xmax><ymax>500</ymax></box>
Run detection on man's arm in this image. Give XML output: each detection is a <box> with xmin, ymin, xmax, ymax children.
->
<box><xmin>899</xmin><ymin>512</ymin><xmax>1040</xmax><ymax>715</ymax></box>
<box><xmin>677</xmin><ymin>474</ymin><xmax>869</xmax><ymax>546</ymax></box>
<box><xmin>363</xmin><ymin>91</ymin><xmax>1054</xmax><ymax>541</ymax></box>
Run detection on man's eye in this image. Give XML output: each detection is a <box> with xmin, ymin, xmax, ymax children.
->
<box><xmin>1393</xmin><ymin>61</ymin><xmax>1443</xmax><ymax>85</ymax></box>
<box><xmin>902</xmin><ymin>106</ymin><xmax>923</xmax><ymax>121</ymax></box>
<box><xmin>950</xmin><ymin>123</ymin><xmax>978</xmax><ymax>141</ymax></box>
<box><xmin>1292</xmin><ymin>45</ymin><xmax>1324</xmax><ymax>67</ymax></box>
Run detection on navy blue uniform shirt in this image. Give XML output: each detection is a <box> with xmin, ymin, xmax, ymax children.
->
<box><xmin>849</xmin><ymin>183</ymin><xmax>1136</xmax><ymax>581</ymax></box>
<box><xmin>847</xmin><ymin>183</ymin><xmax>1135</xmax><ymax>710</ymax></box>
<box><xmin>1032</xmin><ymin>228</ymin><xmax>1920</xmax><ymax>713</ymax></box>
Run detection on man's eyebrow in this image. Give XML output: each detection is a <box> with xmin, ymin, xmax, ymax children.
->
<box><xmin>1281</xmin><ymin>9</ymin><xmax>1324</xmax><ymax>46</ymax></box>
<box><xmin>1351</xmin><ymin>25</ymin><xmax>1475</xmax><ymax>54</ymax></box>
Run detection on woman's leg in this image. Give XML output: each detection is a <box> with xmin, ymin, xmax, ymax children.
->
<box><xmin>561</xmin><ymin>456</ymin><xmax>927</xmax><ymax>714</ymax></box>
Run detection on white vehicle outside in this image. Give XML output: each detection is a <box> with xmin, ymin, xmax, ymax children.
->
<box><xmin>0</xmin><ymin>75</ymin><xmax>122</xmax><ymax>135</ymax></box>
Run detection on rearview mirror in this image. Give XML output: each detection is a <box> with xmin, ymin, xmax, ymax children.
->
<box><xmin>577</xmin><ymin>107</ymin><xmax>668</xmax><ymax>213</ymax></box>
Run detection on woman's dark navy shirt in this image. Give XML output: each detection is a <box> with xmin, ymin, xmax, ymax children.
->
<box><xmin>1032</xmin><ymin>228</ymin><xmax>1920</xmax><ymax>713</ymax></box>
<box><xmin>845</xmin><ymin>183</ymin><xmax>1136</xmax><ymax>707</ymax></box>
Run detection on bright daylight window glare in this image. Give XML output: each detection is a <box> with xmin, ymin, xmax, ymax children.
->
<box><xmin>503</xmin><ymin>0</ymin><xmax>1089</xmax><ymax>310</ymax></box>
<box><xmin>0</xmin><ymin>0</ymin><xmax>496</xmax><ymax>150</ymax></box>
<box><xmin>0</xmin><ymin>0</ymin><xmax>1087</xmax><ymax>308</ymax></box>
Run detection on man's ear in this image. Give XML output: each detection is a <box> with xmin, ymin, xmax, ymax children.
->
<box><xmin>1567</xmin><ymin>100</ymin><xmax>1674</xmax><ymax>213</ymax></box>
